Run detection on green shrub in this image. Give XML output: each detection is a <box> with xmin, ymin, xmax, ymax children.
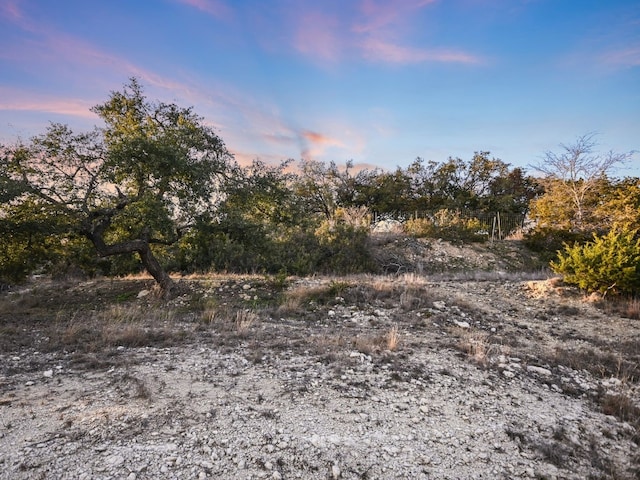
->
<box><xmin>405</xmin><ymin>209</ymin><xmax>487</xmax><ymax>243</ymax></box>
<box><xmin>314</xmin><ymin>220</ymin><xmax>377</xmax><ymax>274</ymax></box>
<box><xmin>524</xmin><ymin>227</ymin><xmax>590</xmax><ymax>261</ymax></box>
<box><xmin>551</xmin><ymin>229</ymin><xmax>640</xmax><ymax>296</ymax></box>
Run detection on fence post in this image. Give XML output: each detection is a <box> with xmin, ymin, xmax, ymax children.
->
<box><xmin>491</xmin><ymin>216</ymin><xmax>496</xmax><ymax>243</ymax></box>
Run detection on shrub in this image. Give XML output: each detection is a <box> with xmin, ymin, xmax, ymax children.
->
<box><xmin>405</xmin><ymin>209</ymin><xmax>487</xmax><ymax>243</ymax></box>
<box><xmin>314</xmin><ymin>221</ymin><xmax>377</xmax><ymax>274</ymax></box>
<box><xmin>551</xmin><ymin>228</ymin><xmax>640</xmax><ymax>296</ymax></box>
<box><xmin>524</xmin><ymin>227</ymin><xmax>590</xmax><ymax>261</ymax></box>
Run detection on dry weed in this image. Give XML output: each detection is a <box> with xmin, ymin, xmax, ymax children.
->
<box><xmin>504</xmin><ymin>228</ymin><xmax>526</xmax><ymax>241</ymax></box>
<box><xmin>198</xmin><ymin>297</ymin><xmax>219</xmax><ymax>324</ymax></box>
<box><xmin>525</xmin><ymin>277</ymin><xmax>566</xmax><ymax>299</ymax></box>
<box><xmin>457</xmin><ymin>330</ymin><xmax>494</xmax><ymax>365</ymax></box>
<box><xmin>552</xmin><ymin>347</ymin><xmax>639</xmax><ymax>384</ymax></box>
<box><xmin>310</xmin><ymin>334</ymin><xmax>349</xmax><ymax>354</ymax></box>
<box><xmin>370</xmin><ymin>278</ymin><xmax>395</xmax><ymax>295</ymax></box>
<box><xmin>353</xmin><ymin>330</ymin><xmax>398</xmax><ymax>354</ymax></box>
<box><xmin>94</xmin><ymin>304</ymin><xmax>144</xmax><ymax>324</ymax></box>
<box><xmin>101</xmin><ymin>324</ymin><xmax>151</xmax><ymax>347</ymax></box>
<box><xmin>61</xmin><ymin>318</ymin><xmax>94</xmax><ymax>347</ymax></box>
<box><xmin>278</xmin><ymin>282</ymin><xmax>347</xmax><ymax>315</ymax></box>
<box><xmin>603</xmin><ymin>296</ymin><xmax>640</xmax><ymax>320</ymax></box>
<box><xmin>623</xmin><ymin>298</ymin><xmax>640</xmax><ymax>319</ymax></box>
<box><xmin>235</xmin><ymin>309</ymin><xmax>258</xmax><ymax>336</ymax></box>
<box><xmin>199</xmin><ymin>303</ymin><xmax>258</xmax><ymax>336</ymax></box>
<box><xmin>600</xmin><ymin>393</ymin><xmax>640</xmax><ymax>428</ymax></box>
<box><xmin>353</xmin><ymin>336</ymin><xmax>379</xmax><ymax>354</ymax></box>
<box><xmin>399</xmin><ymin>287</ymin><xmax>422</xmax><ymax>310</ymax></box>
<box><xmin>386</xmin><ymin>324</ymin><xmax>399</xmax><ymax>351</ymax></box>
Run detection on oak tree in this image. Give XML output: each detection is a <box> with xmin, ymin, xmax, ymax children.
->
<box><xmin>1</xmin><ymin>79</ymin><xmax>233</xmax><ymax>296</ymax></box>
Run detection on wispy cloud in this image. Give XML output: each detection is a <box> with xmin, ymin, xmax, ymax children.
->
<box><xmin>300</xmin><ymin>130</ymin><xmax>345</xmax><ymax>158</ymax></box>
<box><xmin>173</xmin><ymin>0</ymin><xmax>232</xmax><ymax>19</ymax></box>
<box><xmin>293</xmin><ymin>11</ymin><xmax>343</xmax><ymax>62</ymax></box>
<box><xmin>285</xmin><ymin>0</ymin><xmax>482</xmax><ymax>66</ymax></box>
<box><xmin>2</xmin><ymin>12</ymin><xmax>206</xmax><ymax>106</ymax></box>
<box><xmin>361</xmin><ymin>38</ymin><xmax>483</xmax><ymax>64</ymax></box>
<box><xmin>0</xmin><ymin>0</ymin><xmax>23</xmax><ymax>21</ymax></box>
<box><xmin>0</xmin><ymin>88</ymin><xmax>97</xmax><ymax>118</ymax></box>
<box><xmin>250</xmin><ymin>125</ymin><xmax>346</xmax><ymax>161</ymax></box>
<box><xmin>302</xmin><ymin>130</ymin><xmax>340</xmax><ymax>145</ymax></box>
<box><xmin>354</xmin><ymin>0</ymin><xmax>437</xmax><ymax>33</ymax></box>
<box><xmin>601</xmin><ymin>46</ymin><xmax>640</xmax><ymax>68</ymax></box>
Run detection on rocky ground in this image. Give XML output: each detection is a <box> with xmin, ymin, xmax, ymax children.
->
<box><xmin>0</xmin><ymin>239</ymin><xmax>639</xmax><ymax>479</ymax></box>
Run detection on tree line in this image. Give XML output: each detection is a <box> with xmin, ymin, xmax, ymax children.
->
<box><xmin>1</xmin><ymin>80</ymin><xmax>637</xmax><ymax>297</ymax></box>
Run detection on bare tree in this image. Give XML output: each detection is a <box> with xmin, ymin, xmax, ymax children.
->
<box><xmin>531</xmin><ymin>133</ymin><xmax>634</xmax><ymax>229</ymax></box>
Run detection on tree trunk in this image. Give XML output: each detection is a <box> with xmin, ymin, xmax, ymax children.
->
<box><xmin>86</xmin><ymin>232</ymin><xmax>188</xmax><ymax>299</ymax></box>
<box><xmin>137</xmin><ymin>243</ymin><xmax>187</xmax><ymax>299</ymax></box>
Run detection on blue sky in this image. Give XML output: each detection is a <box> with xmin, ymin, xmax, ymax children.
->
<box><xmin>1</xmin><ymin>0</ymin><xmax>638</xmax><ymax>176</ymax></box>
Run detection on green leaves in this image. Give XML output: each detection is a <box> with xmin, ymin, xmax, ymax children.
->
<box><xmin>1</xmin><ymin>79</ymin><xmax>234</xmax><ymax>289</ymax></box>
<box><xmin>551</xmin><ymin>229</ymin><xmax>640</xmax><ymax>296</ymax></box>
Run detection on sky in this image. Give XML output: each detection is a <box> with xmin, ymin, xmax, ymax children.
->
<box><xmin>1</xmin><ymin>0</ymin><xmax>639</xmax><ymax>177</ymax></box>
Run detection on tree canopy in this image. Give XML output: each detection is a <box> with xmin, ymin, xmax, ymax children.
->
<box><xmin>4</xmin><ymin>87</ymin><xmax>636</xmax><ymax>291</ymax></box>
<box><xmin>1</xmin><ymin>79</ymin><xmax>234</xmax><ymax>296</ymax></box>
<box><xmin>530</xmin><ymin>133</ymin><xmax>633</xmax><ymax>231</ymax></box>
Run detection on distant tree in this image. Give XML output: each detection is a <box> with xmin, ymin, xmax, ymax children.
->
<box><xmin>364</xmin><ymin>168</ymin><xmax>413</xmax><ymax>213</ymax></box>
<box><xmin>593</xmin><ymin>177</ymin><xmax>640</xmax><ymax>232</ymax></box>
<box><xmin>530</xmin><ymin>133</ymin><xmax>634</xmax><ymax>230</ymax></box>
<box><xmin>293</xmin><ymin>159</ymin><xmax>339</xmax><ymax>219</ymax></box>
<box><xmin>1</xmin><ymin>79</ymin><xmax>234</xmax><ymax>296</ymax></box>
<box><xmin>487</xmin><ymin>167</ymin><xmax>542</xmax><ymax>215</ymax></box>
<box><xmin>401</xmin><ymin>153</ymin><xmax>532</xmax><ymax>214</ymax></box>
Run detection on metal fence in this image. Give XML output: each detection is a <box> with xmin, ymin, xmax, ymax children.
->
<box><xmin>372</xmin><ymin>210</ymin><xmax>526</xmax><ymax>241</ymax></box>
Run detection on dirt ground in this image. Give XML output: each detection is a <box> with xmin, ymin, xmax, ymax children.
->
<box><xmin>0</xmin><ymin>239</ymin><xmax>639</xmax><ymax>479</ymax></box>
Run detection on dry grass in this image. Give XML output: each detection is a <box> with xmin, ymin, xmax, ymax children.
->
<box><xmin>386</xmin><ymin>324</ymin><xmax>399</xmax><ymax>351</ymax></box>
<box><xmin>199</xmin><ymin>297</ymin><xmax>219</xmax><ymax>325</ymax></box>
<box><xmin>623</xmin><ymin>298</ymin><xmax>640</xmax><ymax>319</ymax></box>
<box><xmin>552</xmin><ymin>347</ymin><xmax>639</xmax><ymax>384</ymax></box>
<box><xmin>399</xmin><ymin>287</ymin><xmax>423</xmax><ymax>310</ymax></box>
<box><xmin>600</xmin><ymin>394</ymin><xmax>640</xmax><ymax>425</ymax></box>
<box><xmin>603</xmin><ymin>296</ymin><xmax>640</xmax><ymax>320</ymax></box>
<box><xmin>352</xmin><ymin>326</ymin><xmax>401</xmax><ymax>354</ymax></box>
<box><xmin>276</xmin><ymin>279</ymin><xmax>358</xmax><ymax>315</ymax></box>
<box><xmin>277</xmin><ymin>284</ymin><xmax>332</xmax><ymax>315</ymax></box>
<box><xmin>309</xmin><ymin>334</ymin><xmax>350</xmax><ymax>355</ymax></box>
<box><xmin>399</xmin><ymin>272</ymin><xmax>430</xmax><ymax>286</ymax></box>
<box><xmin>235</xmin><ymin>309</ymin><xmax>258</xmax><ymax>336</ymax></box>
<box><xmin>58</xmin><ymin>315</ymin><xmax>181</xmax><ymax>352</ymax></box>
<box><xmin>93</xmin><ymin>304</ymin><xmax>145</xmax><ymax>324</ymax></box>
<box><xmin>353</xmin><ymin>335</ymin><xmax>383</xmax><ymax>354</ymax></box>
<box><xmin>455</xmin><ymin>329</ymin><xmax>496</xmax><ymax>365</ymax></box>
<box><xmin>199</xmin><ymin>301</ymin><xmax>259</xmax><ymax>337</ymax></box>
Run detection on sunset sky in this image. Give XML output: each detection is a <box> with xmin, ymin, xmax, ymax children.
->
<box><xmin>1</xmin><ymin>0</ymin><xmax>638</xmax><ymax>176</ymax></box>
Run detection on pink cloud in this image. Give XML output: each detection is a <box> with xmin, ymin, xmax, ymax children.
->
<box><xmin>302</xmin><ymin>130</ymin><xmax>341</xmax><ymax>146</ymax></box>
<box><xmin>284</xmin><ymin>0</ymin><xmax>481</xmax><ymax>66</ymax></box>
<box><xmin>361</xmin><ymin>38</ymin><xmax>482</xmax><ymax>64</ymax></box>
<box><xmin>0</xmin><ymin>89</ymin><xmax>97</xmax><ymax>118</ymax></box>
<box><xmin>300</xmin><ymin>130</ymin><xmax>345</xmax><ymax>159</ymax></box>
<box><xmin>293</xmin><ymin>11</ymin><xmax>343</xmax><ymax>62</ymax></box>
<box><xmin>354</xmin><ymin>0</ymin><xmax>436</xmax><ymax>33</ymax></box>
<box><xmin>173</xmin><ymin>0</ymin><xmax>232</xmax><ymax>19</ymax></box>
<box><xmin>601</xmin><ymin>46</ymin><xmax>640</xmax><ymax>67</ymax></box>
<box><xmin>6</xmin><ymin>24</ymin><xmax>206</xmax><ymax>105</ymax></box>
<box><xmin>0</xmin><ymin>0</ymin><xmax>23</xmax><ymax>21</ymax></box>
